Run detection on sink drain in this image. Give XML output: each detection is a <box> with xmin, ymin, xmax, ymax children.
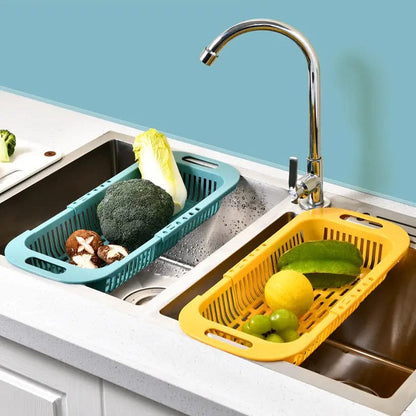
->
<box><xmin>123</xmin><ymin>287</ymin><xmax>165</xmax><ymax>305</ymax></box>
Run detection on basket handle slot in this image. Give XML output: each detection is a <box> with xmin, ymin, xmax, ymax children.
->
<box><xmin>4</xmin><ymin>233</ymin><xmax>99</xmax><ymax>283</ymax></box>
<box><xmin>205</xmin><ymin>329</ymin><xmax>253</xmax><ymax>350</ymax></box>
<box><xmin>181</xmin><ymin>156</ymin><xmax>218</xmax><ymax>169</ymax></box>
<box><xmin>340</xmin><ymin>214</ymin><xmax>383</xmax><ymax>229</ymax></box>
<box><xmin>175</xmin><ymin>151</ymin><xmax>240</xmax><ymax>194</ymax></box>
<box><xmin>25</xmin><ymin>257</ymin><xmax>67</xmax><ymax>274</ymax></box>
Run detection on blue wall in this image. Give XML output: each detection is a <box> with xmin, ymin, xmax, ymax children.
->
<box><xmin>2</xmin><ymin>0</ymin><xmax>415</xmax><ymax>205</ymax></box>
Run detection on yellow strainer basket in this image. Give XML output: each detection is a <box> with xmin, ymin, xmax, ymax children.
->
<box><xmin>179</xmin><ymin>208</ymin><xmax>410</xmax><ymax>364</ymax></box>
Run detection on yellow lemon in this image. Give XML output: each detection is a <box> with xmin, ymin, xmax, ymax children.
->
<box><xmin>264</xmin><ymin>270</ymin><xmax>314</xmax><ymax>317</ymax></box>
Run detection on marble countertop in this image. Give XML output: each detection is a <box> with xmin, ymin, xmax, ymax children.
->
<box><xmin>0</xmin><ymin>88</ymin><xmax>415</xmax><ymax>416</ymax></box>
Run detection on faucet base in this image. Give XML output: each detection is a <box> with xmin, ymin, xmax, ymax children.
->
<box><xmin>299</xmin><ymin>196</ymin><xmax>331</xmax><ymax>210</ymax></box>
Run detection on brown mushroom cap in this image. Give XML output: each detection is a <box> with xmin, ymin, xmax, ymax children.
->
<box><xmin>65</xmin><ymin>229</ymin><xmax>103</xmax><ymax>258</ymax></box>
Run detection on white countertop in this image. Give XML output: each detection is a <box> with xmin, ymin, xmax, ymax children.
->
<box><xmin>0</xmin><ymin>88</ymin><xmax>415</xmax><ymax>416</ymax></box>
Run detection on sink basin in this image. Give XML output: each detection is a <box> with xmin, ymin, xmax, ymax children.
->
<box><xmin>0</xmin><ymin>130</ymin><xmax>288</xmax><ymax>293</ymax></box>
<box><xmin>160</xmin><ymin>196</ymin><xmax>416</xmax><ymax>415</ymax></box>
<box><xmin>300</xmin><ymin>246</ymin><xmax>416</xmax><ymax>398</ymax></box>
<box><xmin>0</xmin><ymin>136</ymin><xmax>134</xmax><ymax>255</ymax></box>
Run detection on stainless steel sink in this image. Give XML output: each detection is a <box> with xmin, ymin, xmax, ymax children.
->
<box><xmin>0</xmin><ymin>130</ymin><xmax>288</xmax><ymax>293</ymax></box>
<box><xmin>0</xmin><ymin>137</ymin><xmax>135</xmax><ymax>255</ymax></box>
<box><xmin>300</xmin><ymin>246</ymin><xmax>416</xmax><ymax>398</ymax></box>
<box><xmin>160</xmin><ymin>195</ymin><xmax>416</xmax><ymax>416</ymax></box>
<box><xmin>2</xmin><ymin>131</ymin><xmax>416</xmax><ymax>415</ymax></box>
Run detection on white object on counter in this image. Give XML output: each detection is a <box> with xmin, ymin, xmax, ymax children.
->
<box><xmin>0</xmin><ymin>138</ymin><xmax>61</xmax><ymax>194</ymax></box>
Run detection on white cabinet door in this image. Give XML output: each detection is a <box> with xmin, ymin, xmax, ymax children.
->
<box><xmin>0</xmin><ymin>337</ymin><xmax>102</xmax><ymax>416</ymax></box>
<box><xmin>0</xmin><ymin>366</ymin><xmax>64</xmax><ymax>416</ymax></box>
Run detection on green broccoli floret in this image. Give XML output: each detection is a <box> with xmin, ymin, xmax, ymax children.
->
<box><xmin>97</xmin><ymin>178</ymin><xmax>174</xmax><ymax>252</ymax></box>
<box><xmin>0</xmin><ymin>130</ymin><xmax>16</xmax><ymax>162</ymax></box>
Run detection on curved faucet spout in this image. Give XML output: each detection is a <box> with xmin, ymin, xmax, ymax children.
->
<box><xmin>200</xmin><ymin>18</ymin><xmax>327</xmax><ymax>208</ymax></box>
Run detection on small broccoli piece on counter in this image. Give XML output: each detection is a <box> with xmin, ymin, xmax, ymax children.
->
<box><xmin>97</xmin><ymin>178</ymin><xmax>174</xmax><ymax>252</ymax></box>
<box><xmin>0</xmin><ymin>130</ymin><xmax>16</xmax><ymax>162</ymax></box>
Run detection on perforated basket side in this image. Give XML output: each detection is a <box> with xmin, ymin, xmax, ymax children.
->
<box><xmin>157</xmin><ymin>201</ymin><xmax>221</xmax><ymax>254</ymax></box>
<box><xmin>5</xmin><ymin>218</ymin><xmax>96</xmax><ymax>285</ymax></box>
<box><xmin>27</xmin><ymin>193</ymin><xmax>104</xmax><ymax>260</ymax></box>
<box><xmin>87</xmin><ymin>238</ymin><xmax>159</xmax><ymax>292</ymax></box>
<box><xmin>181</xmin><ymin>168</ymin><xmax>219</xmax><ymax>202</ymax></box>
<box><xmin>155</xmin><ymin>152</ymin><xmax>239</xmax><ymax>255</ymax></box>
<box><xmin>26</xmin><ymin>210</ymin><xmax>80</xmax><ymax>259</ymax></box>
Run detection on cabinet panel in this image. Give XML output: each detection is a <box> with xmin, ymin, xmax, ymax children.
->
<box><xmin>0</xmin><ymin>337</ymin><xmax>102</xmax><ymax>416</ymax></box>
<box><xmin>0</xmin><ymin>366</ymin><xmax>64</xmax><ymax>416</ymax></box>
<box><xmin>103</xmin><ymin>381</ymin><xmax>184</xmax><ymax>416</ymax></box>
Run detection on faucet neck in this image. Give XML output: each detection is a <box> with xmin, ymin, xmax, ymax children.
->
<box><xmin>202</xmin><ymin>18</ymin><xmax>321</xmax><ymax>164</ymax></box>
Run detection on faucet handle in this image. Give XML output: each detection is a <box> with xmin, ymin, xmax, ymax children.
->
<box><xmin>289</xmin><ymin>157</ymin><xmax>298</xmax><ymax>189</ymax></box>
<box><xmin>288</xmin><ymin>157</ymin><xmax>301</xmax><ymax>203</ymax></box>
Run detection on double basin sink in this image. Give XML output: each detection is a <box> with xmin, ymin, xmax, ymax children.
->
<box><xmin>1</xmin><ymin>131</ymin><xmax>415</xmax><ymax>415</ymax></box>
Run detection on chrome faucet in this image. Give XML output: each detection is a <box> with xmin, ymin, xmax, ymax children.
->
<box><xmin>200</xmin><ymin>18</ymin><xmax>329</xmax><ymax>209</ymax></box>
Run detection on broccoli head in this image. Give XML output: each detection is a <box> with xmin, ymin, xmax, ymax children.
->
<box><xmin>0</xmin><ymin>130</ymin><xmax>16</xmax><ymax>162</ymax></box>
<box><xmin>96</xmin><ymin>178</ymin><xmax>174</xmax><ymax>252</ymax></box>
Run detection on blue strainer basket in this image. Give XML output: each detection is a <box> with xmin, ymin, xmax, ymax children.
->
<box><xmin>5</xmin><ymin>151</ymin><xmax>240</xmax><ymax>292</ymax></box>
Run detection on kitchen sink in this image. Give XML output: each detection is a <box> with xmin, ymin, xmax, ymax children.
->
<box><xmin>0</xmin><ymin>136</ymin><xmax>134</xmax><ymax>255</ymax></box>
<box><xmin>0</xmin><ymin>130</ymin><xmax>288</xmax><ymax>294</ymax></box>
<box><xmin>2</xmin><ymin>130</ymin><xmax>416</xmax><ymax>415</ymax></box>
<box><xmin>159</xmin><ymin>195</ymin><xmax>416</xmax><ymax>415</ymax></box>
<box><xmin>300</xmin><ymin>246</ymin><xmax>416</xmax><ymax>398</ymax></box>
